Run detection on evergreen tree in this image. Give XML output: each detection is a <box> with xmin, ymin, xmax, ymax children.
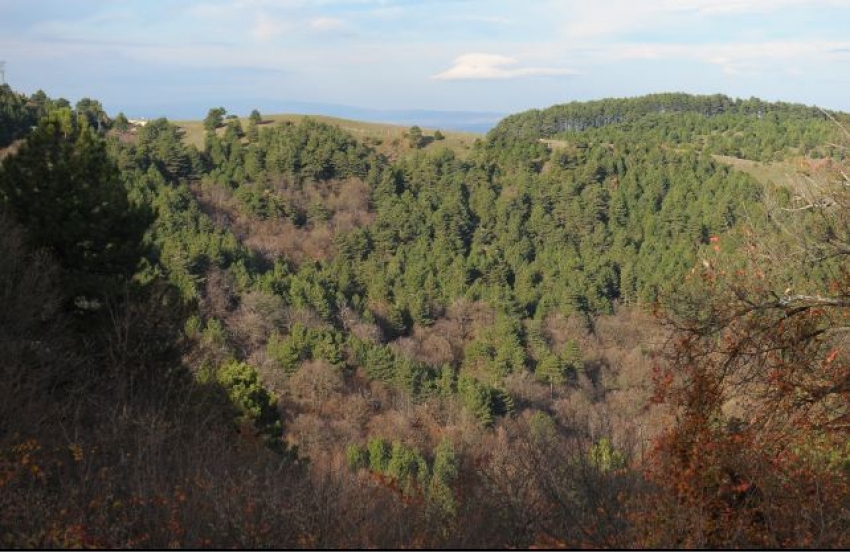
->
<box><xmin>407</xmin><ymin>125</ymin><xmax>425</xmax><ymax>149</ymax></box>
<box><xmin>204</xmin><ymin>106</ymin><xmax>226</xmax><ymax>133</ymax></box>
<box><xmin>112</xmin><ymin>112</ymin><xmax>130</xmax><ymax>132</ymax></box>
<box><xmin>0</xmin><ymin>84</ymin><xmax>38</xmax><ymax>147</ymax></box>
<box><xmin>0</xmin><ymin>109</ymin><xmax>150</xmax><ymax>308</ymax></box>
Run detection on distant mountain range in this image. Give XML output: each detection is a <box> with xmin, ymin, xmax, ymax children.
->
<box><xmin>119</xmin><ymin>98</ymin><xmax>505</xmax><ymax>134</ymax></box>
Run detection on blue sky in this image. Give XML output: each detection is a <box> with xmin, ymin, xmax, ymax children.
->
<box><xmin>2</xmin><ymin>0</ymin><xmax>850</xmax><ymax>120</ymax></box>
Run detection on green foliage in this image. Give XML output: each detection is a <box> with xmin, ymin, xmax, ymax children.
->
<box><xmin>588</xmin><ymin>437</ymin><xmax>626</xmax><ymax>473</ymax></box>
<box><xmin>407</xmin><ymin>125</ymin><xmax>425</xmax><ymax>149</ymax></box>
<box><xmin>536</xmin><ymin>354</ymin><xmax>568</xmax><ymax>388</ymax></box>
<box><xmin>253</xmin><ymin>118</ymin><xmax>381</xmax><ymax>183</ymax></box>
<box><xmin>463</xmin><ymin>314</ymin><xmax>526</xmax><ymax>379</ymax></box>
<box><xmin>98</xmin><ymin>92</ymin><xmax>838</xmax><ymax>432</ymax></box>
<box><xmin>346</xmin><ymin>443</ymin><xmax>368</xmax><ymax>471</ymax></box>
<box><xmin>563</xmin><ymin>339</ymin><xmax>582</xmax><ymax>371</ymax></box>
<box><xmin>394</xmin><ymin>355</ymin><xmax>437</xmax><ymax>400</ymax></box>
<box><xmin>387</xmin><ymin>441</ymin><xmax>429</xmax><ymax>494</ymax></box>
<box><xmin>128</xmin><ymin>118</ymin><xmax>198</xmax><ymax>181</ymax></box>
<box><xmin>528</xmin><ymin>411</ymin><xmax>559</xmax><ymax>446</ymax></box>
<box><xmin>235</xmin><ymin>183</ymin><xmax>289</xmax><ymax>219</ymax></box>
<box><xmin>367</xmin><ymin>437</ymin><xmax>391</xmax><ymax>473</ymax></box>
<box><xmin>267</xmin><ymin>326</ymin><xmax>309</xmax><ymax>374</ymax></box>
<box><xmin>428</xmin><ymin>438</ymin><xmax>459</xmax><ymax>517</ymax></box>
<box><xmin>202</xmin><ymin>317</ymin><xmax>228</xmax><ymax>349</ymax></box>
<box><xmin>184</xmin><ymin>314</ymin><xmax>203</xmax><ymax>338</ymax></box>
<box><xmin>267</xmin><ymin>324</ymin><xmax>346</xmax><ymax>374</ymax></box>
<box><xmin>490</xmin><ymin>93</ymin><xmax>840</xmax><ymax>162</ymax></box>
<box><xmin>204</xmin><ymin>107</ymin><xmax>226</xmax><ymax>133</ymax></box>
<box><xmin>0</xmin><ymin>110</ymin><xmax>150</xmax><ymax>307</ymax></box>
<box><xmin>457</xmin><ymin>374</ymin><xmax>496</xmax><ymax>426</ymax></box>
<box><xmin>6</xmin><ymin>82</ymin><xmax>850</xmax><ymax>548</ymax></box>
<box><xmin>146</xmin><ymin>182</ymin><xmax>247</xmax><ymax>300</ymax></box>
<box><xmin>216</xmin><ymin>360</ymin><xmax>282</xmax><ymax>447</ymax></box>
<box><xmin>361</xmin><ymin>438</ymin><xmax>432</xmax><ymax>497</ymax></box>
<box><xmin>432</xmin><ymin>438</ymin><xmax>458</xmax><ymax>483</ymax></box>
<box><xmin>364</xmin><ymin>344</ymin><xmax>397</xmax><ymax>383</ymax></box>
<box><xmin>0</xmin><ymin>84</ymin><xmax>38</xmax><ymax>147</ymax></box>
<box><xmin>350</xmin><ymin>436</ymin><xmax>459</xmax><ymax>507</ymax></box>
<box><xmin>75</xmin><ymin>98</ymin><xmax>109</xmax><ymax>131</ymax></box>
<box><xmin>112</xmin><ymin>112</ymin><xmax>130</xmax><ymax>132</ymax></box>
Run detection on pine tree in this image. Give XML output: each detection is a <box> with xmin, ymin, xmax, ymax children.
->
<box><xmin>0</xmin><ymin>109</ymin><xmax>149</xmax><ymax>308</ymax></box>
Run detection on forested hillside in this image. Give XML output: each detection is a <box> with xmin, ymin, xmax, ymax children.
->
<box><xmin>3</xmin><ymin>85</ymin><xmax>850</xmax><ymax>548</ymax></box>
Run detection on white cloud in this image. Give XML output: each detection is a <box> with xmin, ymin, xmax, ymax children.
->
<box><xmin>550</xmin><ymin>0</ymin><xmax>850</xmax><ymax>42</ymax></box>
<box><xmin>433</xmin><ymin>53</ymin><xmax>578</xmax><ymax>80</ymax></box>
<box><xmin>605</xmin><ymin>40</ymin><xmax>850</xmax><ymax>74</ymax></box>
<box><xmin>309</xmin><ymin>17</ymin><xmax>351</xmax><ymax>33</ymax></box>
<box><xmin>671</xmin><ymin>0</ymin><xmax>848</xmax><ymax>15</ymax></box>
<box><xmin>253</xmin><ymin>12</ymin><xmax>292</xmax><ymax>41</ymax></box>
<box><xmin>451</xmin><ymin>15</ymin><xmax>512</xmax><ymax>25</ymax></box>
<box><xmin>554</xmin><ymin>1</ymin><xmax>666</xmax><ymax>41</ymax></box>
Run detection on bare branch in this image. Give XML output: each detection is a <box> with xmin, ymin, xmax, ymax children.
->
<box><xmin>776</xmin><ymin>294</ymin><xmax>850</xmax><ymax>308</ymax></box>
<box><xmin>819</xmin><ymin>107</ymin><xmax>850</xmax><ymax>141</ymax></box>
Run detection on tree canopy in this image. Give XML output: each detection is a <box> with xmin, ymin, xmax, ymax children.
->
<box><xmin>3</xmin><ymin>88</ymin><xmax>850</xmax><ymax>548</ymax></box>
<box><xmin>0</xmin><ymin>109</ymin><xmax>149</xmax><ymax>307</ymax></box>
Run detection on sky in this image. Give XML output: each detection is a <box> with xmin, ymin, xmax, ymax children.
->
<box><xmin>2</xmin><ymin>0</ymin><xmax>850</xmax><ymax>121</ymax></box>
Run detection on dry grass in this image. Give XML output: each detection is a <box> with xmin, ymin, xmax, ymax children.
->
<box><xmin>173</xmin><ymin>114</ymin><xmax>481</xmax><ymax>159</ymax></box>
<box><xmin>0</xmin><ymin>139</ymin><xmax>23</xmax><ymax>161</ymax></box>
<box><xmin>539</xmin><ymin>138</ymin><xmax>570</xmax><ymax>150</ymax></box>
<box><xmin>712</xmin><ymin>154</ymin><xmax>801</xmax><ymax>187</ymax></box>
<box><xmin>714</xmin><ymin>154</ymin><xmax>849</xmax><ymax>203</ymax></box>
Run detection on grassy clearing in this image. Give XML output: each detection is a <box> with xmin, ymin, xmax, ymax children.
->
<box><xmin>713</xmin><ymin>154</ymin><xmax>803</xmax><ymax>187</ymax></box>
<box><xmin>714</xmin><ymin>154</ymin><xmax>847</xmax><ymax>204</ymax></box>
<box><xmin>174</xmin><ymin>114</ymin><xmax>482</xmax><ymax>160</ymax></box>
<box><xmin>539</xmin><ymin>138</ymin><xmax>570</xmax><ymax>150</ymax></box>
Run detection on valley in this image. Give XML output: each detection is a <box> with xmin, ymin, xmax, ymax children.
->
<box><xmin>1</xmin><ymin>85</ymin><xmax>850</xmax><ymax>548</ymax></box>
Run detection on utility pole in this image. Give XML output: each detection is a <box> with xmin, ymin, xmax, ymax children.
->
<box><xmin>0</xmin><ymin>61</ymin><xmax>6</xmax><ymax>85</ymax></box>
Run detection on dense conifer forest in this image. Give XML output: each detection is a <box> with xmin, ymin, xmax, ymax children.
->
<box><xmin>3</xmin><ymin>82</ymin><xmax>850</xmax><ymax>548</ymax></box>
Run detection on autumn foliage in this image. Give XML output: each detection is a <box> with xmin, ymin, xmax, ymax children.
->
<box><xmin>641</xmin><ymin>209</ymin><xmax>850</xmax><ymax>547</ymax></box>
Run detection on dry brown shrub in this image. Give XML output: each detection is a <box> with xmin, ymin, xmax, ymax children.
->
<box><xmin>193</xmin><ymin>180</ymin><xmax>238</xmax><ymax>227</ymax></box>
<box><xmin>504</xmin><ymin>371</ymin><xmax>551</xmax><ymax>406</ymax></box>
<box><xmin>300</xmin><ymin>223</ymin><xmax>335</xmax><ymax>261</ymax></box>
<box><xmin>589</xmin><ymin>307</ymin><xmax>667</xmax><ymax>444</ymax></box>
<box><xmin>229</xmin><ymin>291</ymin><xmax>286</xmax><ymax>352</ymax></box>
<box><xmin>287</xmin><ymin>359</ymin><xmax>344</xmax><ymax>410</ymax></box>
<box><xmin>285</xmin><ymin>306</ymin><xmax>325</xmax><ymax>330</ymax></box>
<box><xmin>327</xmin><ymin>178</ymin><xmax>373</xmax><ymax>227</ymax></box>
<box><xmin>0</xmin><ymin>215</ymin><xmax>72</xmax><ymax>439</ymax></box>
<box><xmin>522</xmin><ymin>306</ymin><xmax>668</xmax><ymax>457</ymax></box>
<box><xmin>388</xmin><ymin>298</ymin><xmax>495</xmax><ymax>367</ymax></box>
<box><xmin>444</xmin><ymin>298</ymin><xmax>496</xmax><ymax>340</ymax></box>
<box><xmin>391</xmin><ymin>327</ymin><xmax>454</xmax><ymax>367</ymax></box>
<box><xmin>242</xmin><ymin>218</ymin><xmax>299</xmax><ymax>261</ymax></box>
<box><xmin>287</xmin><ymin>412</ymin><xmax>334</xmax><ymax>460</ymax></box>
<box><xmin>366</xmin><ymin>409</ymin><xmax>420</xmax><ymax>448</ymax></box>
<box><xmin>331</xmin><ymin>210</ymin><xmax>361</xmax><ymax>235</ymax></box>
<box><xmin>332</xmin><ymin>393</ymin><xmax>372</xmax><ymax>442</ymax></box>
<box><xmin>339</xmin><ymin>303</ymin><xmax>383</xmax><ymax>344</ymax></box>
<box><xmin>192</xmin><ymin>177</ymin><xmax>374</xmax><ymax>268</ymax></box>
<box><xmin>202</xmin><ymin>267</ymin><xmax>238</xmax><ymax>318</ymax></box>
<box><xmin>543</xmin><ymin>311</ymin><xmax>591</xmax><ymax>354</ymax></box>
<box><xmin>240</xmin><ymin>218</ymin><xmax>334</xmax><ymax>265</ymax></box>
